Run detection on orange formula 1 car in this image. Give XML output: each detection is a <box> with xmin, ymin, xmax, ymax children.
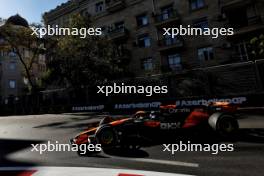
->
<box><xmin>70</xmin><ymin>102</ymin><xmax>251</xmax><ymax>155</ymax></box>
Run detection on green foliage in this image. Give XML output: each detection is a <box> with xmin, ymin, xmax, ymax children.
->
<box><xmin>250</xmin><ymin>34</ymin><xmax>264</xmax><ymax>58</ymax></box>
<box><xmin>0</xmin><ymin>23</ymin><xmax>45</xmax><ymax>93</ymax></box>
<box><xmin>45</xmin><ymin>14</ymin><xmax>130</xmax><ymax>89</ymax></box>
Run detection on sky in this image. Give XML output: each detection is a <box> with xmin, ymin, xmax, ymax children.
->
<box><xmin>0</xmin><ymin>0</ymin><xmax>68</xmax><ymax>24</ymax></box>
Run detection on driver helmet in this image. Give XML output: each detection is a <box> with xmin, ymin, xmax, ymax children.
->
<box><xmin>135</xmin><ymin>111</ymin><xmax>147</xmax><ymax>119</ymax></box>
<box><xmin>149</xmin><ymin>111</ymin><xmax>157</xmax><ymax>119</ymax></box>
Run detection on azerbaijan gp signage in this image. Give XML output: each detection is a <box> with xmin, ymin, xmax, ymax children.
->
<box><xmin>114</xmin><ymin>97</ymin><xmax>247</xmax><ymax>110</ymax></box>
<box><xmin>72</xmin><ymin>97</ymin><xmax>247</xmax><ymax>111</ymax></box>
<box><xmin>114</xmin><ymin>102</ymin><xmax>162</xmax><ymax>110</ymax></box>
<box><xmin>176</xmin><ymin>97</ymin><xmax>247</xmax><ymax>107</ymax></box>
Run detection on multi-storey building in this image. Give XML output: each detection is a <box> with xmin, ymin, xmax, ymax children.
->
<box><xmin>0</xmin><ymin>15</ymin><xmax>46</xmax><ymax>104</ymax></box>
<box><xmin>0</xmin><ymin>48</ymin><xmax>24</xmax><ymax>104</ymax></box>
<box><xmin>43</xmin><ymin>0</ymin><xmax>264</xmax><ymax>77</ymax></box>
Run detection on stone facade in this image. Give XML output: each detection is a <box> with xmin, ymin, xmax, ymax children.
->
<box><xmin>0</xmin><ymin>46</ymin><xmax>46</xmax><ymax>104</ymax></box>
<box><xmin>0</xmin><ymin>51</ymin><xmax>24</xmax><ymax>103</ymax></box>
<box><xmin>43</xmin><ymin>0</ymin><xmax>264</xmax><ymax>77</ymax></box>
<box><xmin>0</xmin><ymin>15</ymin><xmax>46</xmax><ymax>104</ymax></box>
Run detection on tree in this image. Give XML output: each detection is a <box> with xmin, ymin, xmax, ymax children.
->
<box><xmin>250</xmin><ymin>34</ymin><xmax>264</xmax><ymax>59</ymax></box>
<box><xmin>0</xmin><ymin>23</ymin><xmax>45</xmax><ymax>93</ymax></box>
<box><xmin>0</xmin><ymin>18</ymin><xmax>5</xmax><ymax>25</ymax></box>
<box><xmin>45</xmin><ymin>14</ymin><xmax>130</xmax><ymax>90</ymax></box>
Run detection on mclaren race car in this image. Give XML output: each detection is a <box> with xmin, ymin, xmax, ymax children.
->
<box><xmin>71</xmin><ymin>102</ymin><xmax>244</xmax><ymax>155</ymax></box>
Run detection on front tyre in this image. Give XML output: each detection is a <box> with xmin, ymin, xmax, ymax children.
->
<box><xmin>96</xmin><ymin>126</ymin><xmax>117</xmax><ymax>150</ymax></box>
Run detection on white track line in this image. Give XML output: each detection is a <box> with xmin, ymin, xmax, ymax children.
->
<box><xmin>126</xmin><ymin>158</ymin><xmax>199</xmax><ymax>168</ymax></box>
<box><xmin>103</xmin><ymin>154</ymin><xmax>199</xmax><ymax>168</ymax></box>
<box><xmin>0</xmin><ymin>167</ymin><xmax>193</xmax><ymax>176</ymax></box>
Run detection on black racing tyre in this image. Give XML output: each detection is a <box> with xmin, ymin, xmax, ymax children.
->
<box><xmin>216</xmin><ymin>115</ymin><xmax>239</xmax><ymax>137</ymax></box>
<box><xmin>96</xmin><ymin>126</ymin><xmax>117</xmax><ymax>148</ymax></box>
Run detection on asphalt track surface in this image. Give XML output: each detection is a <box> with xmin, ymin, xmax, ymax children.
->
<box><xmin>0</xmin><ymin>113</ymin><xmax>264</xmax><ymax>176</ymax></box>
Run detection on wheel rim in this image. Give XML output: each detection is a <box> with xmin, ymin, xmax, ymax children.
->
<box><xmin>221</xmin><ymin>121</ymin><xmax>233</xmax><ymax>133</ymax></box>
<box><xmin>218</xmin><ymin>118</ymin><xmax>237</xmax><ymax>134</ymax></box>
<box><xmin>100</xmin><ymin>130</ymin><xmax>114</xmax><ymax>145</ymax></box>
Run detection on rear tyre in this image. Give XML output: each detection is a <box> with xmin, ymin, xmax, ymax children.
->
<box><xmin>216</xmin><ymin>115</ymin><xmax>239</xmax><ymax>138</ymax></box>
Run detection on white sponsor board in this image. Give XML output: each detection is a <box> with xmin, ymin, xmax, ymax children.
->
<box><xmin>72</xmin><ymin>105</ymin><xmax>105</xmax><ymax>111</ymax></box>
<box><xmin>72</xmin><ymin>97</ymin><xmax>247</xmax><ymax>111</ymax></box>
<box><xmin>115</xmin><ymin>102</ymin><xmax>162</xmax><ymax>110</ymax></box>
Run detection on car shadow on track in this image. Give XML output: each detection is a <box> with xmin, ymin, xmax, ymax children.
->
<box><xmin>103</xmin><ymin>148</ymin><xmax>149</xmax><ymax>158</ymax></box>
<box><xmin>239</xmin><ymin>129</ymin><xmax>264</xmax><ymax>143</ymax></box>
<box><xmin>103</xmin><ymin>130</ymin><xmax>264</xmax><ymax>158</ymax></box>
<box><xmin>78</xmin><ymin>148</ymin><xmax>149</xmax><ymax>158</ymax></box>
<box><xmin>74</xmin><ymin>129</ymin><xmax>264</xmax><ymax>159</ymax></box>
<box><xmin>0</xmin><ymin>139</ymin><xmax>43</xmax><ymax>167</ymax></box>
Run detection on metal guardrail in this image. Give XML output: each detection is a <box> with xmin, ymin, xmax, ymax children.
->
<box><xmin>2</xmin><ymin>60</ymin><xmax>264</xmax><ymax>115</ymax></box>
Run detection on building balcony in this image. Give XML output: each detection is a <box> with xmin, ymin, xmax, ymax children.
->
<box><xmin>107</xmin><ymin>27</ymin><xmax>129</xmax><ymax>40</ymax></box>
<box><xmin>230</xmin><ymin>53</ymin><xmax>250</xmax><ymax>62</ymax></box>
<box><xmin>248</xmin><ymin>16</ymin><xmax>263</xmax><ymax>26</ymax></box>
<box><xmin>231</xmin><ymin>16</ymin><xmax>264</xmax><ymax>36</ymax></box>
<box><xmin>105</xmin><ymin>0</ymin><xmax>126</xmax><ymax>13</ymax></box>
<box><xmin>221</xmin><ymin>0</ymin><xmax>253</xmax><ymax>10</ymax></box>
<box><xmin>154</xmin><ymin>10</ymin><xmax>180</xmax><ymax>27</ymax></box>
<box><xmin>160</xmin><ymin>64</ymin><xmax>183</xmax><ymax>74</ymax></box>
<box><xmin>158</xmin><ymin>38</ymin><xmax>183</xmax><ymax>52</ymax></box>
<box><xmin>115</xmin><ymin>48</ymin><xmax>130</xmax><ymax>60</ymax></box>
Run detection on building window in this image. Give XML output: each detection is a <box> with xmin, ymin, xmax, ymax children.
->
<box><xmin>235</xmin><ymin>42</ymin><xmax>250</xmax><ymax>61</ymax></box>
<box><xmin>8</xmin><ymin>51</ymin><xmax>16</xmax><ymax>57</ymax></box>
<box><xmin>108</xmin><ymin>21</ymin><xmax>125</xmax><ymax>33</ymax></box>
<box><xmin>115</xmin><ymin>21</ymin><xmax>125</xmax><ymax>29</ymax></box>
<box><xmin>0</xmin><ymin>38</ymin><xmax>4</xmax><ymax>43</ymax></box>
<box><xmin>168</xmin><ymin>54</ymin><xmax>182</xmax><ymax>71</ymax></box>
<box><xmin>193</xmin><ymin>17</ymin><xmax>208</xmax><ymax>30</ymax></box>
<box><xmin>137</xmin><ymin>34</ymin><xmax>151</xmax><ymax>48</ymax></box>
<box><xmin>9</xmin><ymin>62</ymin><xmax>16</xmax><ymax>70</ymax></box>
<box><xmin>163</xmin><ymin>34</ymin><xmax>179</xmax><ymax>46</ymax></box>
<box><xmin>80</xmin><ymin>9</ymin><xmax>89</xmax><ymax>17</ymax></box>
<box><xmin>0</xmin><ymin>51</ymin><xmax>5</xmax><ymax>57</ymax></box>
<box><xmin>161</xmin><ymin>5</ymin><xmax>173</xmax><ymax>20</ymax></box>
<box><xmin>141</xmin><ymin>57</ymin><xmax>154</xmax><ymax>71</ymax></box>
<box><xmin>8</xmin><ymin>80</ymin><xmax>16</xmax><ymax>89</ymax></box>
<box><xmin>198</xmin><ymin>47</ymin><xmax>214</xmax><ymax>61</ymax></box>
<box><xmin>100</xmin><ymin>26</ymin><xmax>107</xmax><ymax>35</ymax></box>
<box><xmin>190</xmin><ymin>0</ymin><xmax>205</xmax><ymax>10</ymax></box>
<box><xmin>114</xmin><ymin>43</ymin><xmax>126</xmax><ymax>56</ymax></box>
<box><xmin>95</xmin><ymin>2</ymin><xmax>104</xmax><ymax>13</ymax></box>
<box><xmin>136</xmin><ymin>14</ymin><xmax>149</xmax><ymax>27</ymax></box>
